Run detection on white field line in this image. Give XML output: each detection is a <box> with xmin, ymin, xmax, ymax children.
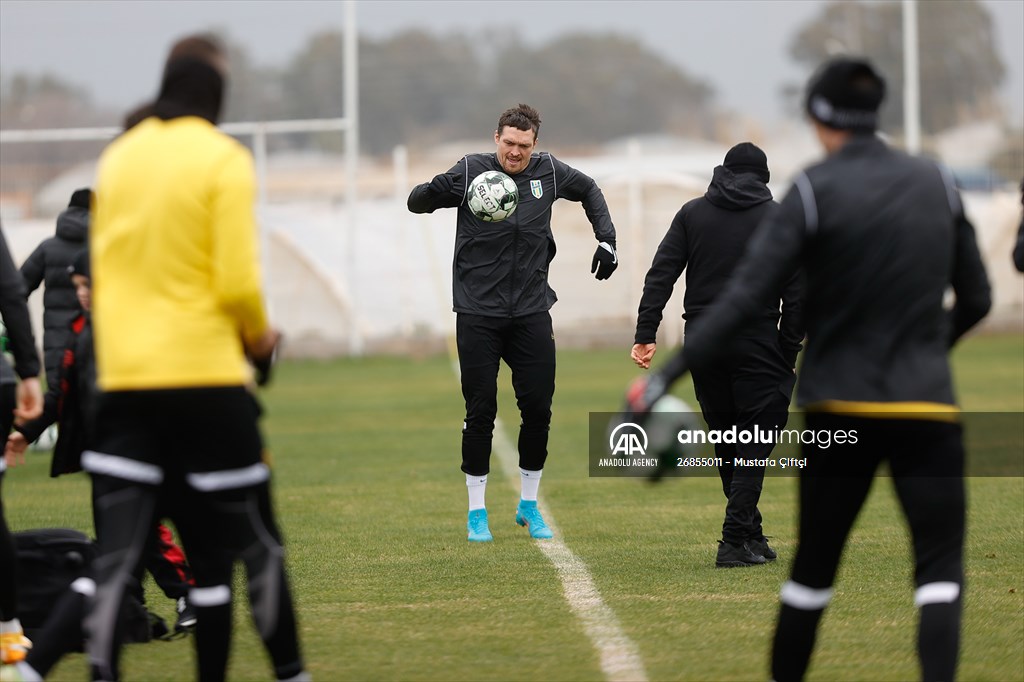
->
<box><xmin>448</xmin><ymin>359</ymin><xmax>649</xmax><ymax>682</ymax></box>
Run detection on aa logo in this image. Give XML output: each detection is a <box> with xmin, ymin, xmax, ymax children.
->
<box><xmin>609</xmin><ymin>422</ymin><xmax>648</xmax><ymax>456</ymax></box>
<box><xmin>530</xmin><ymin>179</ymin><xmax>543</xmax><ymax>199</ymax></box>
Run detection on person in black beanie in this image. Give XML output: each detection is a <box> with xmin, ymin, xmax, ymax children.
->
<box><xmin>631</xmin><ymin>142</ymin><xmax>802</xmax><ymax>568</ymax></box>
<box><xmin>20</xmin><ymin>188</ymin><xmax>92</xmax><ymax>390</ymax></box>
<box><xmin>624</xmin><ymin>56</ymin><xmax>990</xmax><ymax>681</ymax></box>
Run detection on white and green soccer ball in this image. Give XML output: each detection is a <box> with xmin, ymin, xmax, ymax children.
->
<box><xmin>466</xmin><ymin>170</ymin><xmax>519</xmax><ymax>222</ymax></box>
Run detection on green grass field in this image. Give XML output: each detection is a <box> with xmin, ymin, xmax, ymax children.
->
<box><xmin>5</xmin><ymin>334</ymin><xmax>1022</xmax><ymax>681</ymax></box>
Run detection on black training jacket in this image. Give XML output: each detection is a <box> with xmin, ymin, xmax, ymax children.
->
<box><xmin>408</xmin><ymin>152</ymin><xmax>615</xmax><ymax>318</ymax></box>
<box><xmin>1</xmin><ymin>225</ymin><xmax>41</xmax><ymax>386</ymax></box>
<box><xmin>16</xmin><ymin>312</ymin><xmax>94</xmax><ymax>477</ymax></box>
<box><xmin>634</xmin><ymin>165</ymin><xmax>803</xmax><ymax>367</ymax></box>
<box><xmin>20</xmin><ymin>204</ymin><xmax>89</xmax><ymax>382</ymax></box>
<box><xmin>675</xmin><ymin>134</ymin><xmax>991</xmax><ymax>407</ymax></box>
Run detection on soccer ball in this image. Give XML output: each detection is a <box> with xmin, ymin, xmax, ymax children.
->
<box><xmin>646</xmin><ymin>394</ymin><xmax>700</xmax><ymax>460</ymax></box>
<box><xmin>466</xmin><ymin>170</ymin><xmax>519</xmax><ymax>222</ymax></box>
<box><xmin>609</xmin><ymin>393</ymin><xmax>701</xmax><ymax>481</ymax></box>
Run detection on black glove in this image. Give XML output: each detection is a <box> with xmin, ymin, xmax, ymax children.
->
<box><xmin>428</xmin><ymin>172</ymin><xmax>462</xmax><ymax>197</ymax></box>
<box><xmin>591</xmin><ymin>241</ymin><xmax>618</xmax><ymax>280</ymax></box>
<box><xmin>251</xmin><ymin>335</ymin><xmax>282</xmax><ymax>387</ymax></box>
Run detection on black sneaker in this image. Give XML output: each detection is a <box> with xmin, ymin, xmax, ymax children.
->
<box><xmin>715</xmin><ymin>540</ymin><xmax>767</xmax><ymax>568</ymax></box>
<box><xmin>148</xmin><ymin>610</ymin><xmax>171</xmax><ymax>641</ymax></box>
<box><xmin>174</xmin><ymin>597</ymin><xmax>198</xmax><ymax>633</ymax></box>
<box><xmin>747</xmin><ymin>536</ymin><xmax>777</xmax><ymax>562</ymax></box>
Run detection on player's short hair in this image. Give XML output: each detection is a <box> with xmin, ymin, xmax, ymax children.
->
<box><xmin>497</xmin><ymin>104</ymin><xmax>541</xmax><ymax>139</ymax></box>
<box><xmin>165</xmin><ymin>33</ymin><xmax>226</xmax><ymax>73</ymax></box>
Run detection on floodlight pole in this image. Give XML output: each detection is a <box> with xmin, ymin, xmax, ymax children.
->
<box><xmin>344</xmin><ymin>0</ymin><xmax>363</xmax><ymax>355</ymax></box>
<box><xmin>902</xmin><ymin>0</ymin><xmax>922</xmax><ymax>154</ymax></box>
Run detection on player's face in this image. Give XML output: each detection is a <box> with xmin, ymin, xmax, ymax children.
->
<box><xmin>72</xmin><ymin>274</ymin><xmax>91</xmax><ymax>312</ymax></box>
<box><xmin>495</xmin><ymin>126</ymin><xmax>537</xmax><ymax>175</ymax></box>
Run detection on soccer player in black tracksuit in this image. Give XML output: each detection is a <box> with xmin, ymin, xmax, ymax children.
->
<box><xmin>408</xmin><ymin>103</ymin><xmax>618</xmax><ymax>543</ymax></box>
<box><xmin>625</xmin><ymin>58</ymin><xmax>991</xmax><ymax>681</ymax></box>
<box><xmin>631</xmin><ymin>142</ymin><xmax>802</xmax><ymax>568</ymax></box>
<box><xmin>0</xmin><ymin>225</ymin><xmax>44</xmax><ymax>666</ymax></box>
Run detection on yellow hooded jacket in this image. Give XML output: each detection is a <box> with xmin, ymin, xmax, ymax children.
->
<box><xmin>92</xmin><ymin>116</ymin><xmax>268</xmax><ymax>390</ymax></box>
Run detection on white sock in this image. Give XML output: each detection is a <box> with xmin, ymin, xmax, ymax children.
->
<box><xmin>520</xmin><ymin>468</ymin><xmax>542</xmax><ymax>501</ymax></box>
<box><xmin>466</xmin><ymin>474</ymin><xmax>487</xmax><ymax>510</ymax></box>
<box><xmin>0</xmin><ymin>617</ymin><xmax>22</xmax><ymax>634</ymax></box>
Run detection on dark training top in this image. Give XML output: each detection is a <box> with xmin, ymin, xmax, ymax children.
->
<box><xmin>634</xmin><ymin>164</ymin><xmax>802</xmax><ymax>367</ymax></box>
<box><xmin>408</xmin><ymin>151</ymin><xmax>615</xmax><ymax>318</ymax></box>
<box><xmin>1</xmin><ymin>225</ymin><xmax>41</xmax><ymax>385</ymax></box>
<box><xmin>670</xmin><ymin>134</ymin><xmax>991</xmax><ymax>408</ymax></box>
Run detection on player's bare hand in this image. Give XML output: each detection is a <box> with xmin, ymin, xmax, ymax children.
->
<box><xmin>13</xmin><ymin>377</ymin><xmax>43</xmax><ymax>424</ymax></box>
<box><xmin>631</xmin><ymin>343</ymin><xmax>657</xmax><ymax>369</ymax></box>
<box><xmin>4</xmin><ymin>431</ymin><xmax>28</xmax><ymax>467</ymax></box>
<box><xmin>246</xmin><ymin>328</ymin><xmax>281</xmax><ymax>361</ymax></box>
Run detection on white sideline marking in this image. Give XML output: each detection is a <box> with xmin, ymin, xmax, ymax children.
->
<box><xmin>492</xmin><ymin>418</ymin><xmax>650</xmax><ymax>682</ymax></box>
<box><xmin>449</xmin><ymin>359</ymin><xmax>648</xmax><ymax>682</ymax></box>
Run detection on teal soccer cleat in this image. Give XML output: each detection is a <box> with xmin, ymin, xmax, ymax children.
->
<box><xmin>467</xmin><ymin>508</ymin><xmax>493</xmax><ymax>542</ymax></box>
<box><xmin>515</xmin><ymin>500</ymin><xmax>553</xmax><ymax>539</ymax></box>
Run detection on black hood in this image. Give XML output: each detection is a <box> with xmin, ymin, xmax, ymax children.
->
<box><xmin>55</xmin><ymin>206</ymin><xmax>89</xmax><ymax>243</ymax></box>
<box><xmin>704</xmin><ymin>165</ymin><xmax>772</xmax><ymax>210</ymax></box>
<box><xmin>152</xmin><ymin>57</ymin><xmax>225</xmax><ymax>125</ymax></box>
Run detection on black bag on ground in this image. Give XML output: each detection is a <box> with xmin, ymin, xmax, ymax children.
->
<box><xmin>14</xmin><ymin>528</ymin><xmax>153</xmax><ymax>645</ymax></box>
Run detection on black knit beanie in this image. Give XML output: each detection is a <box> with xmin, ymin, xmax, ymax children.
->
<box><xmin>723</xmin><ymin>142</ymin><xmax>770</xmax><ymax>183</ymax></box>
<box><xmin>68</xmin><ymin>249</ymin><xmax>90</xmax><ymax>280</ymax></box>
<box><xmin>805</xmin><ymin>57</ymin><xmax>886</xmax><ymax>131</ymax></box>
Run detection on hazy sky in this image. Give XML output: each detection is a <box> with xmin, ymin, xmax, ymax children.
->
<box><xmin>1</xmin><ymin>0</ymin><xmax>1022</xmax><ymax>127</ymax></box>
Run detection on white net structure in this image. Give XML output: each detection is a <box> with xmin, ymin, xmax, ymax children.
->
<box><xmin>2</xmin><ymin>126</ymin><xmax>1022</xmax><ymax>358</ymax></box>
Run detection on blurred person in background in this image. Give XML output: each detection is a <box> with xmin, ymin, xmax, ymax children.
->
<box><xmin>624</xmin><ymin>57</ymin><xmax>990</xmax><ymax>681</ymax></box>
<box><xmin>20</xmin><ymin>190</ymin><xmax>91</xmax><ymax>390</ymax></box>
<box><xmin>83</xmin><ymin>34</ymin><xmax>306</xmax><ymax>682</ymax></box>
<box><xmin>631</xmin><ymin>142</ymin><xmax>802</xmax><ymax>568</ymax></box>
<box><xmin>0</xmin><ymin>224</ymin><xmax>44</xmax><ymax>666</ymax></box>
<box><xmin>408</xmin><ymin>103</ymin><xmax>618</xmax><ymax>543</ymax></box>
<box><xmin>1013</xmin><ymin>179</ymin><xmax>1024</xmax><ymax>272</ymax></box>
<box><xmin>5</xmin><ymin>250</ymin><xmax>199</xmax><ymax>681</ymax></box>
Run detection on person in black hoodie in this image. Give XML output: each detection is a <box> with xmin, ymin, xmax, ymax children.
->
<box><xmin>20</xmin><ymin>189</ymin><xmax>92</xmax><ymax>389</ymax></box>
<box><xmin>625</xmin><ymin>58</ymin><xmax>991</xmax><ymax>682</ymax></box>
<box><xmin>0</xmin><ymin>224</ymin><xmax>44</xmax><ymax>665</ymax></box>
<box><xmin>631</xmin><ymin>143</ymin><xmax>802</xmax><ymax>568</ymax></box>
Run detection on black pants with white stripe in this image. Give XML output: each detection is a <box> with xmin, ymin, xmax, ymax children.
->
<box><xmin>457</xmin><ymin>312</ymin><xmax>556</xmax><ymax>476</ymax></box>
<box><xmin>772</xmin><ymin>413</ymin><xmax>965</xmax><ymax>682</ymax></box>
<box><xmin>0</xmin><ymin>383</ymin><xmax>16</xmax><ymax>622</ymax></box>
<box><xmin>84</xmin><ymin>387</ymin><xmax>304</xmax><ymax>682</ymax></box>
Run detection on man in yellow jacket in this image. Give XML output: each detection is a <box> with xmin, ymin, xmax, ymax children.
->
<box><xmin>85</xmin><ymin>35</ymin><xmax>306</xmax><ymax>682</ymax></box>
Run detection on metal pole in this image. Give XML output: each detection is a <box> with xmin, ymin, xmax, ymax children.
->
<box><xmin>252</xmin><ymin>125</ymin><xmax>273</xmax><ymax>314</ymax></box>
<box><xmin>903</xmin><ymin>0</ymin><xmax>922</xmax><ymax>154</ymax></box>
<box><xmin>393</xmin><ymin>145</ymin><xmax>413</xmax><ymax>335</ymax></box>
<box><xmin>344</xmin><ymin>0</ymin><xmax>362</xmax><ymax>355</ymax></box>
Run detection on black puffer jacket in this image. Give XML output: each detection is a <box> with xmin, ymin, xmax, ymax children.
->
<box><xmin>21</xmin><ymin>200</ymin><xmax>89</xmax><ymax>385</ymax></box>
